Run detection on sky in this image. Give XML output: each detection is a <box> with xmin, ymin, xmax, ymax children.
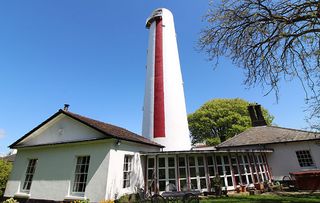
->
<box><xmin>0</xmin><ymin>1</ymin><xmax>309</xmax><ymax>155</ymax></box>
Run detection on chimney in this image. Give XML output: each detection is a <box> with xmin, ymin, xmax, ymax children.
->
<box><xmin>248</xmin><ymin>104</ymin><xmax>267</xmax><ymax>127</ymax></box>
<box><xmin>63</xmin><ymin>104</ymin><xmax>70</xmax><ymax>111</ymax></box>
<box><xmin>247</xmin><ymin>105</ymin><xmax>257</xmax><ymax>124</ymax></box>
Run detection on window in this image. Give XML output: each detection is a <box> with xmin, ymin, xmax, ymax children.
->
<box><xmin>123</xmin><ymin>155</ymin><xmax>133</xmax><ymax>188</ymax></box>
<box><xmin>188</xmin><ymin>156</ymin><xmax>207</xmax><ymax>191</ymax></box>
<box><xmin>158</xmin><ymin>156</ymin><xmax>176</xmax><ymax>191</ymax></box>
<box><xmin>296</xmin><ymin>150</ymin><xmax>315</xmax><ymax>167</ymax></box>
<box><xmin>238</xmin><ymin>154</ymin><xmax>253</xmax><ymax>185</ymax></box>
<box><xmin>147</xmin><ymin>157</ymin><xmax>156</xmax><ymax>192</ymax></box>
<box><xmin>22</xmin><ymin>159</ymin><xmax>37</xmax><ymax>192</ymax></box>
<box><xmin>73</xmin><ymin>156</ymin><xmax>90</xmax><ymax>193</ymax></box>
<box><xmin>178</xmin><ymin>156</ymin><xmax>187</xmax><ymax>190</ymax></box>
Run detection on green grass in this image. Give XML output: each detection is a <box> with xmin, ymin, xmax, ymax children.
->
<box><xmin>200</xmin><ymin>194</ymin><xmax>320</xmax><ymax>203</ymax></box>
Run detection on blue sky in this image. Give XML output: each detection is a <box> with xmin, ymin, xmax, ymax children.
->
<box><xmin>0</xmin><ymin>1</ymin><xmax>308</xmax><ymax>155</ymax></box>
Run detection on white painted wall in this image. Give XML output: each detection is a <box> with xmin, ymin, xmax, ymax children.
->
<box><xmin>142</xmin><ymin>20</ymin><xmax>156</xmax><ymax>140</ymax></box>
<box><xmin>267</xmin><ymin>141</ymin><xmax>320</xmax><ymax>180</ymax></box>
<box><xmin>142</xmin><ymin>8</ymin><xmax>191</xmax><ymax>151</ymax></box>
<box><xmin>104</xmin><ymin>140</ymin><xmax>160</xmax><ymax>200</ymax></box>
<box><xmin>5</xmin><ymin>140</ymin><xmax>111</xmax><ymax>202</ymax></box>
<box><xmin>5</xmin><ymin>139</ymin><xmax>160</xmax><ymax>202</ymax></box>
<box><xmin>19</xmin><ymin>115</ymin><xmax>105</xmax><ymax>146</ymax></box>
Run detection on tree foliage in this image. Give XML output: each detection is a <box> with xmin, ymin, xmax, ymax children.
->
<box><xmin>199</xmin><ymin>0</ymin><xmax>320</xmax><ymax>124</ymax></box>
<box><xmin>188</xmin><ymin>98</ymin><xmax>273</xmax><ymax>145</ymax></box>
<box><xmin>0</xmin><ymin>160</ymin><xmax>12</xmax><ymax>197</ymax></box>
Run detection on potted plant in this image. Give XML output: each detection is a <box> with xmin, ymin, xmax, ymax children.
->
<box><xmin>211</xmin><ymin>175</ymin><xmax>222</xmax><ymax>196</ymax></box>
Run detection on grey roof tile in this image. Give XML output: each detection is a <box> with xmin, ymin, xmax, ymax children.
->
<box><xmin>217</xmin><ymin>126</ymin><xmax>320</xmax><ymax>148</ymax></box>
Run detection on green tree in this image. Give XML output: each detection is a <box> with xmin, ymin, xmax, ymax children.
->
<box><xmin>199</xmin><ymin>0</ymin><xmax>320</xmax><ymax>124</ymax></box>
<box><xmin>188</xmin><ymin>98</ymin><xmax>273</xmax><ymax>145</ymax></box>
<box><xmin>0</xmin><ymin>159</ymin><xmax>12</xmax><ymax>197</ymax></box>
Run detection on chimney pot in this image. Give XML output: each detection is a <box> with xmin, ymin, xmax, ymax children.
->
<box><xmin>64</xmin><ymin>104</ymin><xmax>70</xmax><ymax>111</ymax></box>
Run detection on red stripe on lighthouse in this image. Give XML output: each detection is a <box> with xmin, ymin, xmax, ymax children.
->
<box><xmin>154</xmin><ymin>18</ymin><xmax>165</xmax><ymax>138</ymax></box>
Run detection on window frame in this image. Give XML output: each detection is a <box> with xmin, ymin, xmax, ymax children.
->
<box><xmin>295</xmin><ymin>150</ymin><xmax>315</xmax><ymax>168</ymax></box>
<box><xmin>123</xmin><ymin>155</ymin><xmax>133</xmax><ymax>188</ymax></box>
<box><xmin>188</xmin><ymin>155</ymin><xmax>208</xmax><ymax>191</ymax></box>
<box><xmin>72</xmin><ymin>156</ymin><xmax>91</xmax><ymax>195</ymax></box>
<box><xmin>21</xmin><ymin>158</ymin><xmax>38</xmax><ymax>193</ymax></box>
<box><xmin>147</xmin><ymin>156</ymin><xmax>156</xmax><ymax>192</ymax></box>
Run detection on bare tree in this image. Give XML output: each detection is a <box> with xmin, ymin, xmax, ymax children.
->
<box><xmin>199</xmin><ymin>0</ymin><xmax>320</xmax><ymax>125</ymax></box>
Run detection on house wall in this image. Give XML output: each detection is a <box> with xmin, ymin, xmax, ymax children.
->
<box><xmin>267</xmin><ymin>141</ymin><xmax>320</xmax><ymax>180</ymax></box>
<box><xmin>104</xmin><ymin>141</ymin><xmax>160</xmax><ymax>200</ymax></box>
<box><xmin>4</xmin><ymin>140</ymin><xmax>112</xmax><ymax>202</ymax></box>
<box><xmin>218</xmin><ymin>140</ymin><xmax>320</xmax><ymax>181</ymax></box>
<box><xmin>20</xmin><ymin>115</ymin><xmax>105</xmax><ymax>146</ymax></box>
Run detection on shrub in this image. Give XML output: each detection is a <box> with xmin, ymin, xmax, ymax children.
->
<box><xmin>99</xmin><ymin>200</ymin><xmax>114</xmax><ymax>203</ymax></box>
<box><xmin>2</xmin><ymin>198</ymin><xmax>17</xmax><ymax>203</ymax></box>
<box><xmin>117</xmin><ymin>193</ymin><xmax>139</xmax><ymax>203</ymax></box>
<box><xmin>0</xmin><ymin>160</ymin><xmax>12</xmax><ymax>197</ymax></box>
<box><xmin>72</xmin><ymin>199</ymin><xmax>90</xmax><ymax>203</ymax></box>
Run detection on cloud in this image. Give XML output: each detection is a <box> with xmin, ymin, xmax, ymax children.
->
<box><xmin>0</xmin><ymin>129</ymin><xmax>5</xmax><ymax>139</ymax></box>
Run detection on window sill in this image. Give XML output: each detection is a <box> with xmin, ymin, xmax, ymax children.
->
<box><xmin>14</xmin><ymin>192</ymin><xmax>30</xmax><ymax>198</ymax></box>
<box><xmin>64</xmin><ymin>195</ymin><xmax>86</xmax><ymax>201</ymax></box>
<box><xmin>300</xmin><ymin>166</ymin><xmax>317</xmax><ymax>170</ymax></box>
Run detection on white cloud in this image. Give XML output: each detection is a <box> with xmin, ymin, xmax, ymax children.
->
<box><xmin>0</xmin><ymin>129</ymin><xmax>5</xmax><ymax>139</ymax></box>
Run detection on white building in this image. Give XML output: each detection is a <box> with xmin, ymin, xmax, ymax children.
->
<box><xmin>4</xmin><ymin>107</ymin><xmax>274</xmax><ymax>202</ymax></box>
<box><xmin>4</xmin><ymin>109</ymin><xmax>162</xmax><ymax>202</ymax></box>
<box><xmin>217</xmin><ymin>125</ymin><xmax>320</xmax><ymax>181</ymax></box>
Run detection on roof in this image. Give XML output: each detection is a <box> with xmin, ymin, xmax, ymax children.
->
<box><xmin>10</xmin><ymin>109</ymin><xmax>163</xmax><ymax>148</ymax></box>
<box><xmin>0</xmin><ymin>154</ymin><xmax>16</xmax><ymax>162</ymax></box>
<box><xmin>141</xmin><ymin>148</ymin><xmax>273</xmax><ymax>156</ymax></box>
<box><xmin>217</xmin><ymin>126</ymin><xmax>320</xmax><ymax>148</ymax></box>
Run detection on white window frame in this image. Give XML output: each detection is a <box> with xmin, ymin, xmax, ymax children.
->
<box><xmin>249</xmin><ymin>154</ymin><xmax>259</xmax><ymax>183</ymax></box>
<box><xmin>72</xmin><ymin>156</ymin><xmax>90</xmax><ymax>196</ymax></box>
<box><xmin>157</xmin><ymin>156</ymin><xmax>177</xmax><ymax>192</ymax></box>
<box><xmin>238</xmin><ymin>154</ymin><xmax>253</xmax><ymax>185</ymax></box>
<box><xmin>178</xmin><ymin>156</ymin><xmax>188</xmax><ymax>191</ymax></box>
<box><xmin>188</xmin><ymin>155</ymin><xmax>208</xmax><ymax>192</ymax></box>
<box><xmin>147</xmin><ymin>156</ymin><xmax>156</xmax><ymax>193</ymax></box>
<box><xmin>216</xmin><ymin>154</ymin><xmax>234</xmax><ymax>190</ymax></box>
<box><xmin>256</xmin><ymin>154</ymin><xmax>267</xmax><ymax>182</ymax></box>
<box><xmin>22</xmin><ymin>159</ymin><xmax>38</xmax><ymax>193</ymax></box>
<box><xmin>123</xmin><ymin>155</ymin><xmax>133</xmax><ymax>188</ymax></box>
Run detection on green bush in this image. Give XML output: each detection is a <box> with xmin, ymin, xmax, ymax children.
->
<box><xmin>72</xmin><ymin>200</ymin><xmax>90</xmax><ymax>203</ymax></box>
<box><xmin>0</xmin><ymin>160</ymin><xmax>12</xmax><ymax>197</ymax></box>
<box><xmin>117</xmin><ymin>193</ymin><xmax>139</xmax><ymax>203</ymax></box>
<box><xmin>2</xmin><ymin>198</ymin><xmax>17</xmax><ymax>203</ymax></box>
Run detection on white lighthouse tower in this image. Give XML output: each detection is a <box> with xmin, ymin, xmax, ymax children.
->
<box><xmin>142</xmin><ymin>8</ymin><xmax>191</xmax><ymax>151</ymax></box>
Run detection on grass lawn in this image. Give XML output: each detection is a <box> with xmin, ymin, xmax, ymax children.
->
<box><xmin>200</xmin><ymin>193</ymin><xmax>320</xmax><ymax>203</ymax></box>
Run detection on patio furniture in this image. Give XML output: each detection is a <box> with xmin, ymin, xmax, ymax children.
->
<box><xmin>282</xmin><ymin>175</ymin><xmax>297</xmax><ymax>191</ymax></box>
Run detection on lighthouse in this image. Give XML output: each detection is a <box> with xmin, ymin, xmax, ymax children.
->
<box><xmin>142</xmin><ymin>8</ymin><xmax>191</xmax><ymax>151</ymax></box>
